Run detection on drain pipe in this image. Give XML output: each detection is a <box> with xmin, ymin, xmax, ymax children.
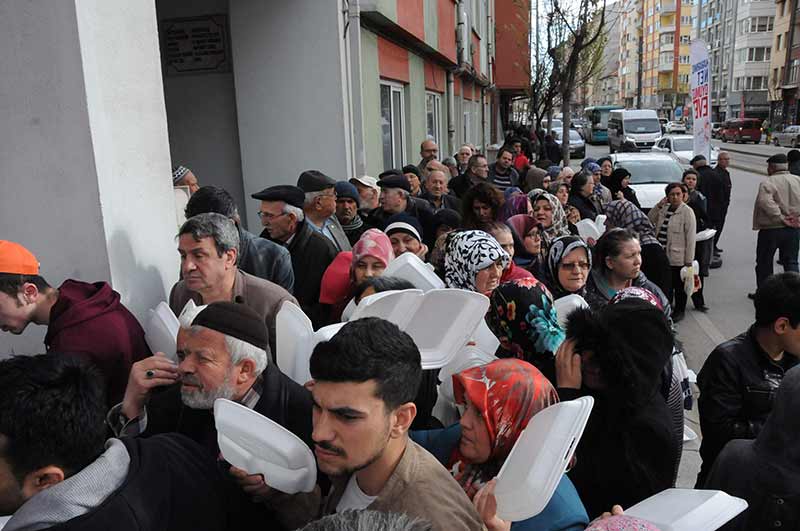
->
<box><xmin>447</xmin><ymin>70</ymin><xmax>456</xmax><ymax>156</ymax></box>
<box><xmin>346</xmin><ymin>0</ymin><xmax>366</xmax><ymax>177</ymax></box>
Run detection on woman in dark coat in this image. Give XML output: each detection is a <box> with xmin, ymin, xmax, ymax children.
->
<box><xmin>567</xmin><ymin>172</ymin><xmax>599</xmax><ymax>221</ymax></box>
<box><xmin>555</xmin><ymin>297</ymin><xmax>676</xmax><ymax>518</ymax></box>
<box><xmin>604</xmin><ymin>168</ymin><xmax>642</xmax><ymax>210</ymax></box>
<box><xmin>682</xmin><ymin>169</ymin><xmax>711</xmax><ymax>312</ymax></box>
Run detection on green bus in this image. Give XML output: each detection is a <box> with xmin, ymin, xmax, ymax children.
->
<box><xmin>585</xmin><ymin>105</ymin><xmax>624</xmax><ymax>144</ymax></box>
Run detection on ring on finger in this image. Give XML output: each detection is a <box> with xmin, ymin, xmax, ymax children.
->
<box><xmin>145</xmin><ymin>369</ymin><xmax>155</xmax><ymax>379</ymax></box>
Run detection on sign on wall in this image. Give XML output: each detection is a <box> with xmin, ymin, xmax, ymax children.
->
<box><xmin>161</xmin><ymin>15</ymin><xmax>231</xmax><ymax>76</ymax></box>
<box><xmin>690</xmin><ymin>39</ymin><xmax>711</xmax><ymax>159</ymax></box>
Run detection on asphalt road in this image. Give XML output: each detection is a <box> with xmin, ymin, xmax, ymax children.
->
<box><xmin>582</xmin><ymin>141</ymin><xmax>770</xmax><ymax>488</ymax></box>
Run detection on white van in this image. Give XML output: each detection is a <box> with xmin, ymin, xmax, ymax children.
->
<box><xmin>607</xmin><ymin>109</ymin><xmax>662</xmax><ymax>153</ymax></box>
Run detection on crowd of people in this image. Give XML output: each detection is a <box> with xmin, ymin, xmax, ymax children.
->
<box><xmin>0</xmin><ymin>134</ymin><xmax>799</xmax><ymax>531</ymax></box>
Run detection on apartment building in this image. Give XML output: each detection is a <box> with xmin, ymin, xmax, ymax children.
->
<box><xmin>619</xmin><ymin>0</ymin><xmax>643</xmax><ymax>107</ymax></box>
<box><xmin>589</xmin><ymin>5</ymin><xmax>622</xmax><ymax>106</ymax></box>
<box><xmin>639</xmin><ymin>0</ymin><xmax>696</xmax><ymax>117</ymax></box>
<box><xmin>768</xmin><ymin>0</ymin><xmax>800</xmax><ymax>126</ymax></box>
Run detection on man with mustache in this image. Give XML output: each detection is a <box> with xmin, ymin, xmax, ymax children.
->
<box><xmin>305</xmin><ymin>318</ymin><xmax>483</xmax><ymax>530</ymax></box>
<box><xmin>109</xmin><ymin>301</ymin><xmax>314</xmax><ymax>529</ymax></box>
<box><xmin>169</xmin><ymin>212</ymin><xmax>296</xmax><ymax>358</ymax></box>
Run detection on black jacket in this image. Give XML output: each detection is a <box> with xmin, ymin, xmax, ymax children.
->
<box><xmin>704</xmin><ymin>367</ymin><xmax>800</xmax><ymax>531</ymax></box>
<box><xmin>51</xmin><ymin>435</ymin><xmax>231</xmax><ymax>531</ymax></box>
<box><xmin>697</xmin><ymin>165</ymin><xmax>728</xmax><ymax>223</ymax></box>
<box><xmin>696</xmin><ymin>326</ymin><xmax>799</xmax><ymax>486</ymax></box>
<box><xmin>237</xmin><ymin>227</ymin><xmax>295</xmax><ymax>293</ymax></box>
<box><xmin>141</xmin><ymin>364</ymin><xmax>314</xmax><ymax>453</ymax></box>
<box><xmin>545</xmin><ymin>140</ymin><xmax>562</xmax><ymax>165</ymax></box>
<box><xmin>567</xmin><ymin>193</ymin><xmax>598</xmax><ymax>221</ymax></box>
<box><xmin>365</xmin><ymin>197</ymin><xmax>436</xmax><ymax>238</ymax></box>
<box><xmin>262</xmin><ymin>221</ymin><xmax>337</xmax><ymax>328</ymax></box>
<box><xmin>448</xmin><ymin>173</ymin><xmax>481</xmax><ymax>199</ymax></box>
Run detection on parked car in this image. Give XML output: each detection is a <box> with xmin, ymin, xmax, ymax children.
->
<box><xmin>720</xmin><ymin>119</ymin><xmax>763</xmax><ymax>143</ymax></box>
<box><xmin>773</xmin><ymin>125</ymin><xmax>800</xmax><ymax>147</ymax></box>
<box><xmin>665</xmin><ymin>121</ymin><xmax>687</xmax><ymax>134</ymax></box>
<box><xmin>711</xmin><ymin>122</ymin><xmax>723</xmax><ymax>139</ymax></box>
<box><xmin>553</xmin><ymin>128</ymin><xmax>586</xmax><ymax>158</ymax></box>
<box><xmin>610</xmin><ymin>152</ymin><xmax>684</xmax><ymax>210</ymax></box>
<box><xmin>652</xmin><ymin>134</ymin><xmax>719</xmax><ymax>166</ymax></box>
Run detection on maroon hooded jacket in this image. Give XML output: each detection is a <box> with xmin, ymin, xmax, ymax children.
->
<box><xmin>44</xmin><ymin>280</ymin><xmax>150</xmax><ymax>405</ymax></box>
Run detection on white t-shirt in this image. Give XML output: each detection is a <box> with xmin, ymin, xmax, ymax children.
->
<box><xmin>336</xmin><ymin>474</ymin><xmax>377</xmax><ymax>513</ymax></box>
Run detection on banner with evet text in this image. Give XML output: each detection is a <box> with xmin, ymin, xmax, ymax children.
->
<box><xmin>690</xmin><ymin>40</ymin><xmax>711</xmax><ymax>160</ymax></box>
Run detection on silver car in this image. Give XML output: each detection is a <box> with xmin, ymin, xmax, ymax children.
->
<box><xmin>773</xmin><ymin>125</ymin><xmax>800</xmax><ymax>148</ymax></box>
<box><xmin>610</xmin><ymin>152</ymin><xmax>684</xmax><ymax>210</ymax></box>
<box><xmin>552</xmin><ymin>128</ymin><xmax>586</xmax><ymax>158</ymax></box>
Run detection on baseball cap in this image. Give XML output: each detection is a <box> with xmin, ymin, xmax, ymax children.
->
<box><xmin>0</xmin><ymin>241</ymin><xmax>40</xmax><ymax>275</ymax></box>
<box><xmin>350</xmin><ymin>175</ymin><xmax>379</xmax><ymax>191</ymax></box>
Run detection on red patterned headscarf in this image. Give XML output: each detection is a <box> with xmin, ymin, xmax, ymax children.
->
<box><xmin>351</xmin><ymin>229</ymin><xmax>394</xmax><ymax>276</ymax></box>
<box><xmin>448</xmin><ymin>358</ymin><xmax>559</xmax><ymax>498</ymax></box>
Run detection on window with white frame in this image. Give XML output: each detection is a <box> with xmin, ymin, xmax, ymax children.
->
<box><xmin>380</xmin><ymin>82</ymin><xmax>406</xmax><ymax>169</ymax></box>
<box><xmin>425</xmin><ymin>92</ymin><xmax>443</xmax><ymax>148</ymax></box>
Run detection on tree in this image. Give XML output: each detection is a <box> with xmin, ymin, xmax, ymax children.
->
<box><xmin>546</xmin><ymin>0</ymin><xmax>608</xmax><ymax>165</ymax></box>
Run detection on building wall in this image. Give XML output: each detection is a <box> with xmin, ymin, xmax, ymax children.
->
<box><xmin>728</xmin><ymin>0</ymin><xmax>774</xmax><ymax>118</ymax></box>
<box><xmin>156</xmin><ymin>0</ymin><xmax>246</xmax><ymax>223</ymax></box>
<box><xmin>494</xmin><ymin>0</ymin><xmax>531</xmax><ymax>91</ymax></box>
<box><xmin>361</xmin><ymin>30</ymin><xmax>384</xmax><ymax>177</ymax></box>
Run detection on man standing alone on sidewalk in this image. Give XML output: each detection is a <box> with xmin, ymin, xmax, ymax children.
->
<box><xmin>711</xmin><ymin>152</ymin><xmax>732</xmax><ymax>258</ymax></box>
<box><xmin>749</xmin><ymin>154</ymin><xmax>800</xmax><ymax>299</ymax></box>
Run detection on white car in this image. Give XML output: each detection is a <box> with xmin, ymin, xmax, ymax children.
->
<box><xmin>773</xmin><ymin>125</ymin><xmax>800</xmax><ymax>147</ymax></box>
<box><xmin>610</xmin><ymin>152</ymin><xmax>684</xmax><ymax>210</ymax></box>
<box><xmin>664</xmin><ymin>121</ymin><xmax>687</xmax><ymax>134</ymax></box>
<box><xmin>652</xmin><ymin>135</ymin><xmax>718</xmax><ymax>166</ymax></box>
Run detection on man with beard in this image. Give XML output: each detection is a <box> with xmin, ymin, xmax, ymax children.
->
<box><xmin>334</xmin><ymin>181</ymin><xmax>368</xmax><ymax>246</ymax></box>
<box><xmin>307</xmin><ymin>318</ymin><xmax>483</xmax><ymax>530</ymax></box>
<box><xmin>109</xmin><ymin>301</ymin><xmax>315</xmax><ymax>529</ymax></box>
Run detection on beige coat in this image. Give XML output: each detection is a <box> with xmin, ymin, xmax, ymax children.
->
<box><xmin>169</xmin><ymin>268</ymin><xmax>296</xmax><ymax>357</ymax></box>
<box><xmin>648</xmin><ymin>202</ymin><xmax>697</xmax><ymax>266</ymax></box>
<box><xmin>752</xmin><ymin>170</ymin><xmax>800</xmax><ymax>230</ymax></box>
<box><xmin>323</xmin><ymin>439</ymin><xmax>485</xmax><ymax>531</ymax></box>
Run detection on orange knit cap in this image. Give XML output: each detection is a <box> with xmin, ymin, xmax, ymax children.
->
<box><xmin>0</xmin><ymin>241</ymin><xmax>40</xmax><ymax>275</ymax></box>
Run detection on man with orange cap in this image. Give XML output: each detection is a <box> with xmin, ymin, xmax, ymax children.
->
<box><xmin>0</xmin><ymin>241</ymin><xmax>150</xmax><ymax>405</ymax></box>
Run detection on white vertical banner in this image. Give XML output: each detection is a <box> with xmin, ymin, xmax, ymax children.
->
<box><xmin>690</xmin><ymin>40</ymin><xmax>711</xmax><ymax>160</ymax></box>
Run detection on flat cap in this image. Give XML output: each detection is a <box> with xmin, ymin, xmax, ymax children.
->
<box><xmin>767</xmin><ymin>153</ymin><xmax>788</xmax><ymax>164</ymax></box>
<box><xmin>402</xmin><ymin>165</ymin><xmax>422</xmax><ymax>178</ymax></box>
<box><xmin>378</xmin><ymin>174</ymin><xmax>411</xmax><ymax>193</ymax></box>
<box><xmin>251</xmin><ymin>185</ymin><xmax>305</xmax><ymax>208</ymax></box>
<box><xmin>192</xmin><ymin>302</ymin><xmax>269</xmax><ymax>352</ymax></box>
<box><xmin>378</xmin><ymin>169</ymin><xmax>404</xmax><ymax>180</ymax></box>
<box><xmin>297</xmin><ymin>170</ymin><xmax>336</xmax><ymax>193</ymax></box>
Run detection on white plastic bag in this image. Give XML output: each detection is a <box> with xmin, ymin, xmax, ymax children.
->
<box><xmin>680</xmin><ymin>260</ymin><xmax>700</xmax><ymax>298</ymax></box>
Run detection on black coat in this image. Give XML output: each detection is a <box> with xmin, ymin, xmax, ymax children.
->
<box><xmin>697</xmin><ymin>165</ymin><xmax>728</xmax><ymax>224</ymax></box>
<box><xmin>52</xmin><ymin>435</ymin><xmax>231</xmax><ymax>531</ymax></box>
<box><xmin>696</xmin><ymin>326</ymin><xmax>799</xmax><ymax>486</ymax></box>
<box><xmin>448</xmin><ymin>173</ymin><xmax>480</xmax><ymax>199</ymax></box>
<box><xmin>237</xmin><ymin>227</ymin><xmax>295</xmax><ymax>293</ymax></box>
<box><xmin>365</xmin><ymin>197</ymin><xmax>436</xmax><ymax>240</ymax></box>
<box><xmin>545</xmin><ymin>140</ymin><xmax>562</xmax><ymax>165</ymax></box>
<box><xmin>568</xmin><ymin>193</ymin><xmax>598</xmax><ymax>221</ymax></box>
<box><xmin>262</xmin><ymin>221</ymin><xmax>337</xmax><ymax>328</ymax></box>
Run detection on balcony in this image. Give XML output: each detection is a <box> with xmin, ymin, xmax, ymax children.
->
<box><xmin>659</xmin><ymin>61</ymin><xmax>675</xmax><ymax>72</ymax></box>
<box><xmin>661</xmin><ymin>1</ymin><xmax>677</xmax><ymax>13</ymax></box>
<box><xmin>660</xmin><ymin>25</ymin><xmax>676</xmax><ymax>34</ymax></box>
<box><xmin>660</xmin><ymin>40</ymin><xmax>674</xmax><ymax>52</ymax></box>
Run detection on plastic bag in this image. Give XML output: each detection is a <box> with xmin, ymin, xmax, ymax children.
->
<box><xmin>680</xmin><ymin>260</ymin><xmax>701</xmax><ymax>298</ymax></box>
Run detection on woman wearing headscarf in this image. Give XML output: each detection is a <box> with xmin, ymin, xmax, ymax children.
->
<box><xmin>525</xmin><ymin>166</ymin><xmax>550</xmax><ymax>193</ymax></box>
<box><xmin>530</xmin><ymin>191</ymin><xmax>575</xmax><ymax>250</ymax></box>
<box><xmin>555</xmin><ymin>298</ymin><xmax>676</xmax><ymax>517</ymax></box>
<box><xmin>412</xmin><ymin>359</ymin><xmax>589</xmax><ymax>531</ymax></box>
<box><xmin>568</xmin><ymin>172</ymin><xmax>599</xmax><ymax>221</ymax></box>
<box><xmin>444</xmin><ymin>230</ymin><xmax>510</xmax><ymax>296</ymax></box>
<box><xmin>704</xmin><ymin>366</ymin><xmax>800</xmax><ymax>531</ymax></box>
<box><xmin>486</xmin><ymin>277</ymin><xmax>565</xmax><ymax>382</ymax></box>
<box><xmin>506</xmin><ymin>214</ymin><xmax>547</xmax><ymax>280</ymax></box>
<box><xmin>319</xmin><ymin>229</ymin><xmax>394</xmax><ymax>323</ymax></box>
<box><xmin>604</xmin><ymin>200</ymin><xmax>671</xmax><ymax>297</ymax></box>
<box><xmin>544</xmin><ymin>236</ymin><xmax>592</xmax><ymax>300</ymax></box>
<box><xmin>482</xmin><ymin>222</ymin><xmax>535</xmax><ymax>284</ymax></box>
<box><xmin>605</xmin><ymin>168</ymin><xmax>642</xmax><ymax>210</ymax></box>
<box><xmin>497</xmin><ymin>194</ymin><xmax>532</xmax><ymax>223</ymax></box>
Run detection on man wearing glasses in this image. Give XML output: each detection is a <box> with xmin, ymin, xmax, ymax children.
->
<box><xmin>297</xmin><ymin>170</ymin><xmax>352</xmax><ymax>252</ymax></box>
<box><xmin>252</xmin><ymin>184</ymin><xmax>337</xmax><ymax>328</ymax></box>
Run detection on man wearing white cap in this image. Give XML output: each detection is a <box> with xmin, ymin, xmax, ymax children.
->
<box><xmin>350</xmin><ymin>175</ymin><xmax>380</xmax><ymax>211</ymax></box>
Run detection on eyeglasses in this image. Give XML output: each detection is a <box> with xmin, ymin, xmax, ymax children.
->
<box><xmin>560</xmin><ymin>261</ymin><xmax>590</xmax><ymax>271</ymax></box>
<box><xmin>257</xmin><ymin>211</ymin><xmax>288</xmax><ymax>221</ymax></box>
<box><xmin>525</xmin><ymin>232</ymin><xmax>542</xmax><ymax>241</ymax></box>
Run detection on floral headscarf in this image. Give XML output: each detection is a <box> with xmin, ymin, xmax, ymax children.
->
<box><xmin>545</xmin><ymin>236</ymin><xmax>592</xmax><ymax>299</ymax></box>
<box><xmin>585</xmin><ymin>515</ymin><xmax>662</xmax><ymax>531</ymax></box>
<box><xmin>351</xmin><ymin>229</ymin><xmax>394</xmax><ymax>276</ymax></box>
<box><xmin>530</xmin><ymin>191</ymin><xmax>571</xmax><ymax>245</ymax></box>
<box><xmin>444</xmin><ymin>230</ymin><xmax>510</xmax><ymax>292</ymax></box>
<box><xmin>604</xmin><ymin>200</ymin><xmax>660</xmax><ymax>247</ymax></box>
<box><xmin>449</xmin><ymin>358</ymin><xmax>559</xmax><ymax>499</ymax></box>
<box><xmin>487</xmin><ymin>277</ymin><xmax>564</xmax><ymax>382</ymax></box>
<box><xmin>497</xmin><ymin>195</ymin><xmax>530</xmax><ymax>223</ymax></box>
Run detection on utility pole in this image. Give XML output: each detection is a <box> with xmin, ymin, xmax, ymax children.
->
<box><xmin>636</xmin><ymin>33</ymin><xmax>643</xmax><ymax>109</ymax></box>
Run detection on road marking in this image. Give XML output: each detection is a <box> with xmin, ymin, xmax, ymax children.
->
<box><xmin>690</xmin><ymin>310</ymin><xmax>726</xmax><ymax>345</ymax></box>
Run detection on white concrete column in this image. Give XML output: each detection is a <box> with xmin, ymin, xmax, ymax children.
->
<box><xmin>229</xmin><ymin>0</ymin><xmax>352</xmax><ymax>230</ymax></box>
<box><xmin>0</xmin><ymin>0</ymin><xmax>179</xmax><ymax>355</ymax></box>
